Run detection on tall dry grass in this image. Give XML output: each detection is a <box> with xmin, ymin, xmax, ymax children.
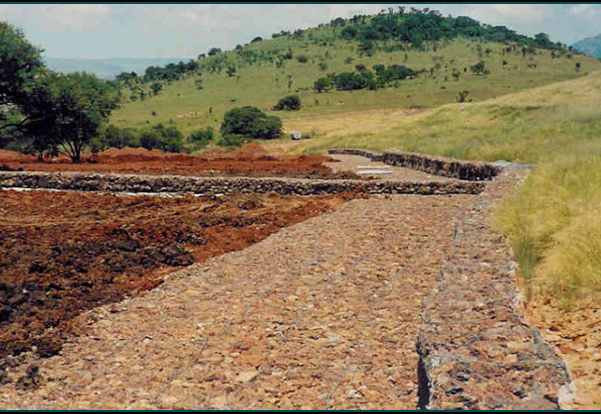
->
<box><xmin>282</xmin><ymin>71</ymin><xmax>601</xmax><ymax>303</ymax></box>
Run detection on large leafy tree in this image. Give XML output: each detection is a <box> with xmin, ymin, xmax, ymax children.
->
<box><xmin>50</xmin><ymin>72</ymin><xmax>120</xmax><ymax>163</ymax></box>
<box><xmin>0</xmin><ymin>21</ymin><xmax>44</xmax><ymax>130</ymax></box>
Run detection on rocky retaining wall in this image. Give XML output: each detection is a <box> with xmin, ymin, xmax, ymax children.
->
<box><xmin>416</xmin><ymin>170</ymin><xmax>573</xmax><ymax>410</ymax></box>
<box><xmin>329</xmin><ymin>149</ymin><xmax>501</xmax><ymax>181</ymax></box>
<box><xmin>0</xmin><ymin>171</ymin><xmax>486</xmax><ymax>196</ymax></box>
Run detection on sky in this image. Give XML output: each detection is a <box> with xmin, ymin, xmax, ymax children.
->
<box><xmin>1</xmin><ymin>3</ymin><xmax>599</xmax><ymax>59</ymax></box>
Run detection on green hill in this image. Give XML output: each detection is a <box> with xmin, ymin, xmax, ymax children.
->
<box><xmin>573</xmin><ymin>33</ymin><xmax>601</xmax><ymax>59</ymax></box>
<box><xmin>110</xmin><ymin>9</ymin><xmax>599</xmax><ymax>137</ymax></box>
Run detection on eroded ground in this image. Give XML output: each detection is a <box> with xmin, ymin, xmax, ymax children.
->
<box><xmin>0</xmin><ymin>193</ymin><xmax>474</xmax><ymax>409</ymax></box>
<box><xmin>0</xmin><ymin>144</ymin><xmax>357</xmax><ymax>180</ymax></box>
<box><xmin>0</xmin><ymin>189</ymin><xmax>356</xmax><ymax>366</ymax></box>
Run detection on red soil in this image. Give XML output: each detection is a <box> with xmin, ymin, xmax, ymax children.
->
<box><xmin>0</xmin><ymin>189</ymin><xmax>360</xmax><ymax>363</ymax></box>
<box><xmin>0</xmin><ymin>145</ymin><xmax>355</xmax><ymax>179</ymax></box>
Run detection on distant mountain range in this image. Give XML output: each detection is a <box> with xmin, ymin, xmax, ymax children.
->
<box><xmin>572</xmin><ymin>34</ymin><xmax>601</xmax><ymax>59</ymax></box>
<box><xmin>45</xmin><ymin>58</ymin><xmax>191</xmax><ymax>80</ymax></box>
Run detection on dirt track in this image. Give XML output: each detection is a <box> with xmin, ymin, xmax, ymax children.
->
<box><xmin>0</xmin><ymin>193</ymin><xmax>473</xmax><ymax>409</ymax></box>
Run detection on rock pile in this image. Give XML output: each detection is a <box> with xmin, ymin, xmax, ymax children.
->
<box><xmin>0</xmin><ymin>171</ymin><xmax>486</xmax><ymax>195</ymax></box>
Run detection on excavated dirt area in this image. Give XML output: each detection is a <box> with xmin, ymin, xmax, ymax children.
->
<box><xmin>0</xmin><ymin>192</ymin><xmax>474</xmax><ymax>409</ymax></box>
<box><xmin>0</xmin><ymin>188</ymin><xmax>357</xmax><ymax>370</ymax></box>
<box><xmin>0</xmin><ymin>145</ymin><xmax>357</xmax><ymax>180</ymax></box>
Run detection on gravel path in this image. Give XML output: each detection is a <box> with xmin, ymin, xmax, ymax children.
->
<box><xmin>0</xmin><ymin>193</ymin><xmax>473</xmax><ymax>409</ymax></box>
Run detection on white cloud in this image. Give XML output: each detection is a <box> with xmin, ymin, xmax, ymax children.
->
<box><xmin>462</xmin><ymin>4</ymin><xmax>546</xmax><ymax>24</ymax></box>
<box><xmin>568</xmin><ymin>4</ymin><xmax>601</xmax><ymax>20</ymax></box>
<box><xmin>37</xmin><ymin>4</ymin><xmax>111</xmax><ymax>31</ymax></box>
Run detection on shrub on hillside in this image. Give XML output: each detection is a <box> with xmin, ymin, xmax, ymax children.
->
<box><xmin>221</xmin><ymin>106</ymin><xmax>282</xmax><ymax>140</ymax></box>
<box><xmin>218</xmin><ymin>134</ymin><xmax>250</xmax><ymax>148</ymax></box>
<box><xmin>274</xmin><ymin>95</ymin><xmax>301</xmax><ymax>111</ymax></box>
<box><xmin>314</xmin><ymin>77</ymin><xmax>333</xmax><ymax>93</ymax></box>
<box><xmin>101</xmin><ymin>125</ymin><xmax>140</xmax><ymax>149</ymax></box>
<box><xmin>139</xmin><ymin>124</ymin><xmax>184</xmax><ymax>153</ymax></box>
<box><xmin>188</xmin><ymin>127</ymin><xmax>214</xmax><ymax>144</ymax></box>
<box><xmin>471</xmin><ymin>60</ymin><xmax>489</xmax><ymax>76</ymax></box>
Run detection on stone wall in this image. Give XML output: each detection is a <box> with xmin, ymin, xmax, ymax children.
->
<box><xmin>416</xmin><ymin>170</ymin><xmax>573</xmax><ymax>410</ymax></box>
<box><xmin>329</xmin><ymin>149</ymin><xmax>501</xmax><ymax>181</ymax></box>
<box><xmin>0</xmin><ymin>171</ymin><xmax>486</xmax><ymax>196</ymax></box>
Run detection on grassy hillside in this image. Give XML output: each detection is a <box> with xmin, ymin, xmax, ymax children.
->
<box><xmin>277</xmin><ymin>71</ymin><xmax>601</xmax><ymax>302</ymax></box>
<box><xmin>109</xmin><ymin>10</ymin><xmax>601</xmax><ymax>302</ymax></box>
<box><xmin>111</xmin><ymin>26</ymin><xmax>597</xmax><ymax>137</ymax></box>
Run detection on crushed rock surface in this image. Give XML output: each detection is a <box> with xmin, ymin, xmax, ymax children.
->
<box><xmin>0</xmin><ymin>193</ymin><xmax>474</xmax><ymax>409</ymax></box>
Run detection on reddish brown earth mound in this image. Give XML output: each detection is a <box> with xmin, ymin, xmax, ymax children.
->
<box><xmin>0</xmin><ymin>145</ymin><xmax>355</xmax><ymax>179</ymax></box>
<box><xmin>0</xmin><ymin>189</ymin><xmax>359</xmax><ymax>363</ymax></box>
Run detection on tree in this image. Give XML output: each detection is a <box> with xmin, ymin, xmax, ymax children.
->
<box><xmin>226</xmin><ymin>65</ymin><xmax>237</xmax><ymax>78</ymax></box>
<box><xmin>0</xmin><ymin>22</ymin><xmax>44</xmax><ymax>107</ymax></box>
<box><xmin>27</xmin><ymin>72</ymin><xmax>120</xmax><ymax>163</ymax></box>
<box><xmin>150</xmin><ymin>82</ymin><xmax>163</xmax><ymax>96</ymax></box>
<box><xmin>456</xmin><ymin>90</ymin><xmax>471</xmax><ymax>103</ymax></box>
<box><xmin>470</xmin><ymin>60</ymin><xmax>489</xmax><ymax>75</ymax></box>
<box><xmin>314</xmin><ymin>77</ymin><xmax>333</xmax><ymax>93</ymax></box>
<box><xmin>0</xmin><ymin>22</ymin><xmax>44</xmax><ymax>131</ymax></box>
<box><xmin>188</xmin><ymin>127</ymin><xmax>214</xmax><ymax>146</ymax></box>
<box><xmin>139</xmin><ymin>123</ymin><xmax>184</xmax><ymax>152</ymax></box>
<box><xmin>274</xmin><ymin>95</ymin><xmax>301</xmax><ymax>111</ymax></box>
<box><xmin>221</xmin><ymin>106</ymin><xmax>282</xmax><ymax>140</ymax></box>
<box><xmin>208</xmin><ymin>47</ymin><xmax>222</xmax><ymax>56</ymax></box>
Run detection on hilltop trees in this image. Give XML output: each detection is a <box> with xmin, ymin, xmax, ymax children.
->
<box><xmin>337</xmin><ymin>7</ymin><xmax>564</xmax><ymax>51</ymax></box>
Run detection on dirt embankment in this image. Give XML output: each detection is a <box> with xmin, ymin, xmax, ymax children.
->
<box><xmin>0</xmin><ymin>188</ymin><xmax>359</xmax><ymax>364</ymax></box>
<box><xmin>0</xmin><ymin>145</ymin><xmax>357</xmax><ymax>180</ymax></box>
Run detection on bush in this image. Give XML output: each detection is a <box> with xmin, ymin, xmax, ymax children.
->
<box><xmin>470</xmin><ymin>60</ymin><xmax>489</xmax><ymax>76</ymax></box>
<box><xmin>139</xmin><ymin>123</ymin><xmax>184</xmax><ymax>153</ymax></box>
<box><xmin>274</xmin><ymin>95</ymin><xmax>301</xmax><ymax>111</ymax></box>
<box><xmin>314</xmin><ymin>77</ymin><xmax>333</xmax><ymax>93</ymax></box>
<box><xmin>221</xmin><ymin>106</ymin><xmax>282</xmax><ymax>140</ymax></box>
<box><xmin>218</xmin><ymin>134</ymin><xmax>249</xmax><ymax>148</ymax></box>
<box><xmin>251</xmin><ymin>116</ymin><xmax>282</xmax><ymax>139</ymax></box>
<box><xmin>101</xmin><ymin>125</ymin><xmax>140</xmax><ymax>149</ymax></box>
<box><xmin>188</xmin><ymin>127</ymin><xmax>214</xmax><ymax>144</ymax></box>
<box><xmin>296</xmin><ymin>55</ymin><xmax>308</xmax><ymax>63</ymax></box>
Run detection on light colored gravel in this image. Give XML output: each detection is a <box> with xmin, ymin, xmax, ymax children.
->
<box><xmin>326</xmin><ymin>154</ymin><xmax>454</xmax><ymax>182</ymax></box>
<box><xmin>0</xmin><ymin>193</ymin><xmax>473</xmax><ymax>409</ymax></box>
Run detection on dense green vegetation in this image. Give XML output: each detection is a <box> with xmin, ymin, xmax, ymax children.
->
<box><xmin>274</xmin><ymin>95</ymin><xmax>301</xmax><ymax>111</ymax></box>
<box><xmin>0</xmin><ymin>22</ymin><xmax>120</xmax><ymax>162</ymax></box>
<box><xmin>220</xmin><ymin>106</ymin><xmax>282</xmax><ymax>145</ymax></box>
<box><xmin>336</xmin><ymin>7</ymin><xmax>565</xmax><ymax>51</ymax></box>
<box><xmin>314</xmin><ymin>64</ymin><xmax>417</xmax><ymax>92</ymax></box>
